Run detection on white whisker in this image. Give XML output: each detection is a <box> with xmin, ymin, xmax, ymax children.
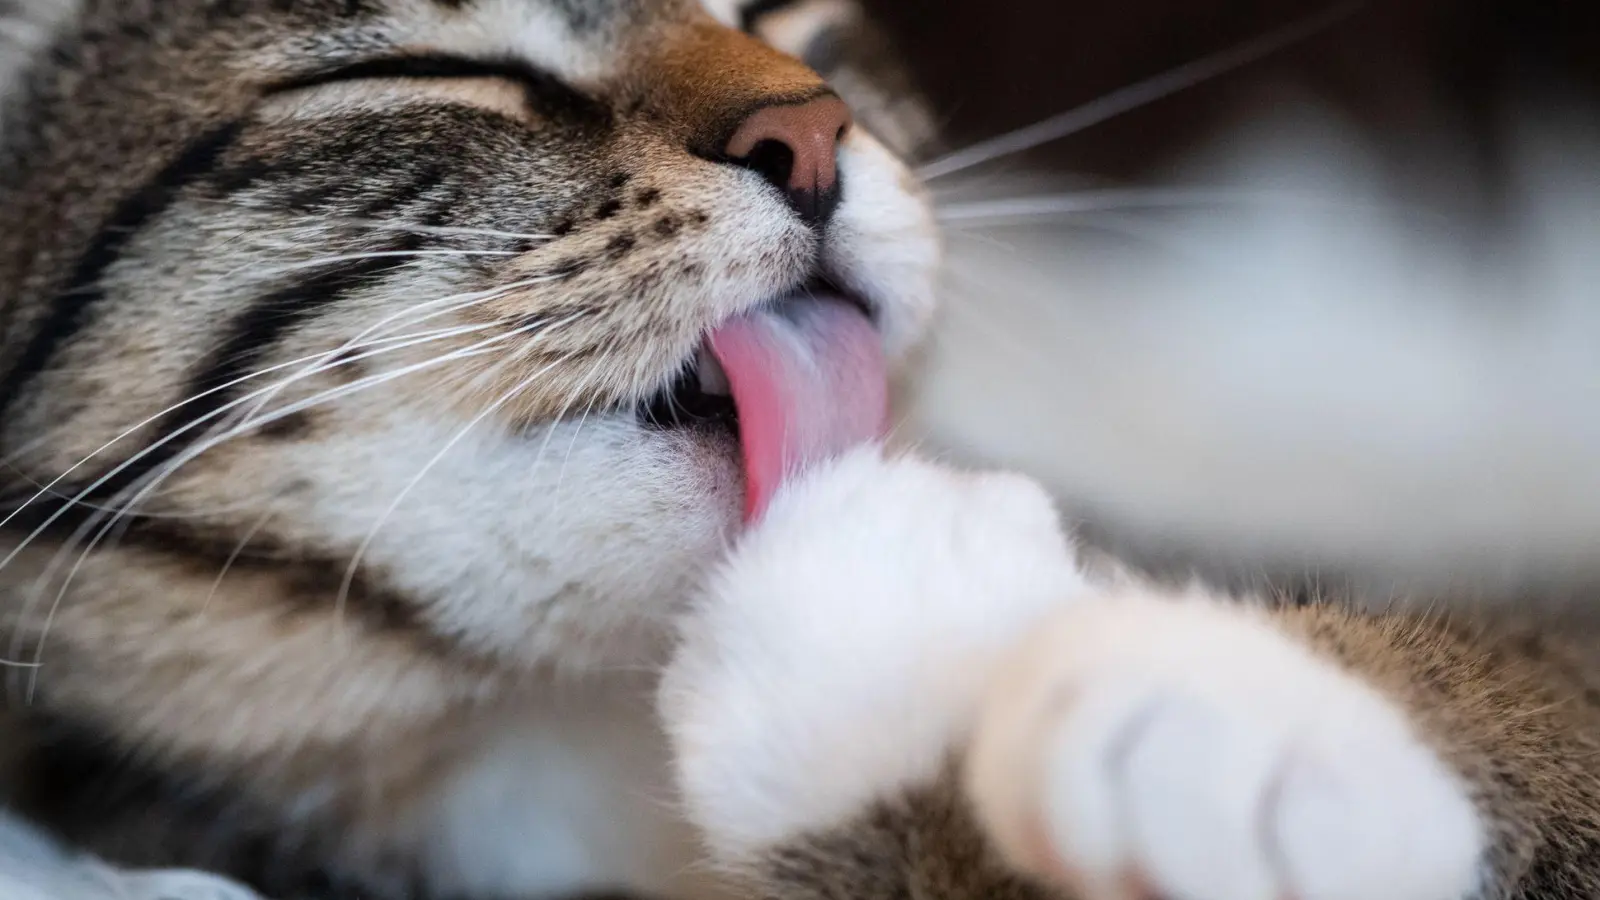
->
<box><xmin>550</xmin><ymin>396</ymin><xmax>600</xmax><ymax>519</ymax></box>
<box><xmin>0</xmin><ymin>312</ymin><xmax>472</xmax><ymax>526</ymax></box>
<box><xmin>532</xmin><ymin>365</ymin><xmax>612</xmax><ymax>525</ymax></box>
<box><xmin>106</xmin><ymin>311</ymin><xmax>576</xmax><ymax>549</ymax></box>
<box><xmin>199</xmin><ymin>509</ymin><xmax>275</xmax><ymax>620</ymax></box>
<box><xmin>916</xmin><ymin>1</ymin><xmax>1361</xmax><ymax>181</ymax></box>
<box><xmin>5</xmin><ymin>325</ymin><xmax>521</xmax><ymax>683</ymax></box>
<box><xmin>935</xmin><ymin>186</ymin><xmax>1421</xmax><ymax>224</ymax></box>
<box><xmin>332</xmin><ymin>343</ymin><xmax>582</xmax><ymax>631</ymax></box>
<box><xmin>10</xmin><ymin>323</ymin><xmax>548</xmax><ymax>686</ymax></box>
<box><xmin>228</xmin><ymin>276</ymin><xmax>558</xmax><ymax>432</ymax></box>
<box><xmin>211</xmin><ymin>248</ymin><xmax>520</xmax><ymax>283</ymax></box>
<box><xmin>0</xmin><ymin>322</ymin><xmax>491</xmax><ymax>539</ymax></box>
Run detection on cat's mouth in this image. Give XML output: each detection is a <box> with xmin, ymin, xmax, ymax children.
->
<box><xmin>638</xmin><ymin>344</ymin><xmax>739</xmax><ymax>432</ymax></box>
<box><xmin>635</xmin><ymin>288</ymin><xmax>875</xmax><ymax>428</ymax></box>
<box><xmin>636</xmin><ymin>285</ymin><xmax>887</xmax><ymax>522</ymax></box>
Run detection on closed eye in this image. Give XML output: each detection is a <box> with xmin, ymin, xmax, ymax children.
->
<box><xmin>263</xmin><ymin>55</ymin><xmax>610</xmax><ymax>127</ymax></box>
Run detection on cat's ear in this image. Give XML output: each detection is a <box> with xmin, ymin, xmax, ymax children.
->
<box><xmin>658</xmin><ymin>447</ymin><xmax>1085</xmax><ymax>864</ymax></box>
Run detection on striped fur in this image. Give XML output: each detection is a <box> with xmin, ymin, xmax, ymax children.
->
<box><xmin>0</xmin><ymin>0</ymin><xmax>935</xmax><ymax>896</ymax></box>
<box><xmin>12</xmin><ymin>2</ymin><xmax>1600</xmax><ymax>900</ymax></box>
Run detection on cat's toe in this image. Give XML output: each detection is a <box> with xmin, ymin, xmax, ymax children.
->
<box><xmin>968</xmin><ymin>597</ymin><xmax>1485</xmax><ymax>900</ymax></box>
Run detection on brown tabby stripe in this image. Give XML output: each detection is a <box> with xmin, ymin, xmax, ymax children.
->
<box><xmin>0</xmin><ymin>121</ymin><xmax>245</xmax><ymax>422</ymax></box>
<box><xmin>12</xmin><ymin>705</ymin><xmax>656</xmax><ymax>900</ymax></box>
<box><xmin>44</xmin><ymin>236</ymin><xmax>432</xmax><ymax>518</ymax></box>
<box><xmin>11</xmin><ymin>707</ymin><xmax>424</xmax><ymax>900</ymax></box>
<box><xmin>0</xmin><ymin>497</ymin><xmax>449</xmax><ymax>651</ymax></box>
<box><xmin>0</xmin><ymin>234</ymin><xmax>461</xmax><ymax>650</ymax></box>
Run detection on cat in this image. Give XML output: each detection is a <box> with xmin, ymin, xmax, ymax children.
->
<box><xmin>0</xmin><ymin>0</ymin><xmax>936</xmax><ymax>896</ymax></box>
<box><xmin>3</xmin><ymin>1</ymin><xmax>1600</xmax><ymax>899</ymax></box>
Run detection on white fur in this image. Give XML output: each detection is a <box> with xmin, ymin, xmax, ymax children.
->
<box><xmin>659</xmin><ymin>447</ymin><xmax>1086</xmax><ymax>861</ymax></box>
<box><xmin>830</xmin><ymin>131</ymin><xmax>940</xmax><ymax>357</ymax></box>
<box><xmin>662</xmin><ymin>450</ymin><xmax>1483</xmax><ymax>899</ymax></box>
<box><xmin>749</xmin><ymin>0</ymin><xmax>855</xmax><ymax>53</ymax></box>
<box><xmin>414</xmin><ymin>676</ymin><xmax>724</xmax><ymax>900</ymax></box>
<box><xmin>969</xmin><ymin>597</ymin><xmax>1485</xmax><ymax>900</ymax></box>
<box><xmin>910</xmin><ymin>101</ymin><xmax>1600</xmax><ymax>587</ymax></box>
<box><xmin>0</xmin><ymin>811</ymin><xmax>263</xmax><ymax>900</ymax></box>
<box><xmin>0</xmin><ymin>681</ymin><xmax>711</xmax><ymax>900</ymax></box>
<box><xmin>290</xmin><ymin>414</ymin><xmax>740</xmax><ymax>669</ymax></box>
<box><xmin>383</xmin><ymin>0</ymin><xmax>611</xmax><ymax>85</ymax></box>
<box><xmin>697</xmin><ymin>0</ymin><xmax>756</xmax><ymax>28</ymax></box>
<box><xmin>0</xmin><ymin>684</ymin><xmax>715</xmax><ymax>900</ymax></box>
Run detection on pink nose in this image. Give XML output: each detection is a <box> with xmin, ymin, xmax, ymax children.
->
<box><xmin>724</xmin><ymin>95</ymin><xmax>852</xmax><ymax>227</ymax></box>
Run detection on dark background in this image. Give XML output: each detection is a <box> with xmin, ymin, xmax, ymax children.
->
<box><xmin>860</xmin><ymin>0</ymin><xmax>1600</xmax><ymax>182</ymax></box>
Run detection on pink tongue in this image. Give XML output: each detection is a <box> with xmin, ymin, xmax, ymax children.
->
<box><xmin>709</xmin><ymin>296</ymin><xmax>888</xmax><ymax>523</ymax></box>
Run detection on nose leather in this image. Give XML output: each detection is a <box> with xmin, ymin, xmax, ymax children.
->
<box><xmin>724</xmin><ymin>95</ymin><xmax>852</xmax><ymax>227</ymax></box>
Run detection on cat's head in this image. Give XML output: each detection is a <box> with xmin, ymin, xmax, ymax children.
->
<box><xmin>0</xmin><ymin>0</ymin><xmax>937</xmax><ymax>679</ymax></box>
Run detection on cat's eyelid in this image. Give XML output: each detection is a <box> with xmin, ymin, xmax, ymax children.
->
<box><xmin>266</xmin><ymin>54</ymin><xmax>518</xmax><ymax>94</ymax></box>
<box><xmin>262</xmin><ymin>54</ymin><xmax>609</xmax><ymax>125</ymax></box>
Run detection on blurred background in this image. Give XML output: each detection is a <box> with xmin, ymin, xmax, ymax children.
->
<box><xmin>865</xmin><ymin>0</ymin><xmax>1600</xmax><ymax>598</ymax></box>
<box><xmin>871</xmin><ymin>0</ymin><xmax>1600</xmax><ymax>178</ymax></box>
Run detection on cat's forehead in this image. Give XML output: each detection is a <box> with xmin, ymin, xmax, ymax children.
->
<box><xmin>236</xmin><ymin>0</ymin><xmax>757</xmax><ymax>87</ymax></box>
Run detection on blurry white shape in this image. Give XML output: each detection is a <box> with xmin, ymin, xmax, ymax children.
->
<box><xmin>907</xmin><ymin>99</ymin><xmax>1600</xmax><ymax>588</ymax></box>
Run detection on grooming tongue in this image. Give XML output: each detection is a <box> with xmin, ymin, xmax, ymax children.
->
<box><xmin>708</xmin><ymin>296</ymin><xmax>888</xmax><ymax>523</ymax></box>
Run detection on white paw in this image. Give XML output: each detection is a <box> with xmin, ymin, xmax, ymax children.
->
<box><xmin>969</xmin><ymin>597</ymin><xmax>1485</xmax><ymax>900</ymax></box>
<box><xmin>659</xmin><ymin>447</ymin><xmax>1088</xmax><ymax>861</ymax></box>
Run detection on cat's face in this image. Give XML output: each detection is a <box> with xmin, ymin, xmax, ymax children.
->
<box><xmin>0</xmin><ymin>0</ymin><xmax>937</xmax><ymax>670</ymax></box>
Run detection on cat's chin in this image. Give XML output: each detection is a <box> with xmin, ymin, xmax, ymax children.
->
<box><xmin>636</xmin><ymin>417</ymin><xmax>748</xmax><ymax>537</ymax></box>
<box><xmin>661</xmin><ymin>418</ymin><xmax>746</xmax><ymax>501</ymax></box>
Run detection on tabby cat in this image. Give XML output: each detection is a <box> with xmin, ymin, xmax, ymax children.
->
<box><xmin>2</xmin><ymin>1</ymin><xmax>1600</xmax><ymax>900</ymax></box>
<box><xmin>0</xmin><ymin>0</ymin><xmax>935</xmax><ymax>896</ymax></box>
